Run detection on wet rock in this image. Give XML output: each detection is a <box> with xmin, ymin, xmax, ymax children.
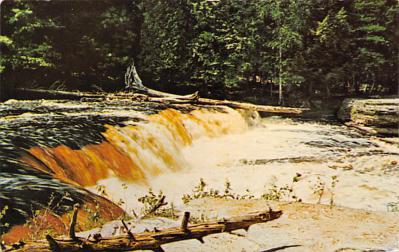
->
<box><xmin>338</xmin><ymin>98</ymin><xmax>399</xmax><ymax>136</ymax></box>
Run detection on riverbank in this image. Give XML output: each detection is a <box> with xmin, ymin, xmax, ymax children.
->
<box><xmin>338</xmin><ymin>98</ymin><xmax>399</xmax><ymax>136</ymax></box>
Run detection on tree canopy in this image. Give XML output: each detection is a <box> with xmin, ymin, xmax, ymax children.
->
<box><xmin>1</xmin><ymin>0</ymin><xmax>398</xmax><ymax>101</ymax></box>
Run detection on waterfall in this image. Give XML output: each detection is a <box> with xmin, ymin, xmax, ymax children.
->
<box><xmin>19</xmin><ymin>108</ymin><xmax>249</xmax><ymax>187</ymax></box>
<box><xmin>0</xmin><ymin>99</ymin><xmax>254</xmax><ymax>242</ymax></box>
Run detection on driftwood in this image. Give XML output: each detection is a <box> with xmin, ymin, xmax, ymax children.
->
<box><xmin>132</xmin><ymin>87</ymin><xmax>304</xmax><ymax>113</ymax></box>
<box><xmin>195</xmin><ymin>97</ymin><xmax>305</xmax><ymax>114</ymax></box>
<box><xmin>6</xmin><ymin>209</ymin><xmax>282</xmax><ymax>252</ymax></box>
<box><xmin>13</xmin><ymin>88</ymin><xmax>306</xmax><ymax>114</ymax></box>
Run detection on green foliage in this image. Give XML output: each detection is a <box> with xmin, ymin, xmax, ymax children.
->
<box><xmin>1</xmin><ymin>1</ymin><xmax>58</xmax><ymax>74</ymax></box>
<box><xmin>1</xmin><ymin>0</ymin><xmax>398</xmax><ymax>98</ymax></box>
<box><xmin>139</xmin><ymin>0</ymin><xmax>398</xmax><ymax>97</ymax></box>
<box><xmin>261</xmin><ymin>173</ymin><xmax>302</xmax><ymax>202</ymax></box>
<box><xmin>182</xmin><ymin>178</ymin><xmax>222</xmax><ymax>204</ymax></box>
<box><xmin>24</xmin><ymin>192</ymin><xmax>77</xmax><ymax>240</ymax></box>
<box><xmin>138</xmin><ymin>188</ymin><xmax>176</xmax><ymax>219</ymax></box>
<box><xmin>182</xmin><ymin>178</ymin><xmax>256</xmax><ymax>204</ymax></box>
<box><xmin>1</xmin><ymin>0</ymin><xmax>142</xmax><ymax>91</ymax></box>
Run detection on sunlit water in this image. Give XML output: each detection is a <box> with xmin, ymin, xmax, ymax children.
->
<box><xmin>94</xmin><ymin>116</ymin><xmax>399</xmax><ymax>214</ymax></box>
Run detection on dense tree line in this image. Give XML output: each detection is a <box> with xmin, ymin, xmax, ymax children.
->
<box><xmin>1</xmin><ymin>0</ymin><xmax>398</xmax><ymax>102</ymax></box>
<box><xmin>1</xmin><ymin>0</ymin><xmax>142</xmax><ymax>97</ymax></box>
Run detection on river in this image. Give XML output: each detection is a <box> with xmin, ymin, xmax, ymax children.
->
<box><xmin>1</xmin><ymin>99</ymin><xmax>398</xmax><ymax>248</ymax></box>
<box><xmin>95</xmin><ymin>116</ymin><xmax>399</xmax><ymax>214</ymax></box>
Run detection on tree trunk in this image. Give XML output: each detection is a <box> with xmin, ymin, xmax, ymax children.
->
<box><xmin>325</xmin><ymin>83</ymin><xmax>331</xmax><ymax>97</ymax></box>
<box><xmin>278</xmin><ymin>44</ymin><xmax>283</xmax><ymax>105</ymax></box>
<box><xmin>125</xmin><ymin>60</ymin><xmax>144</xmax><ymax>90</ymax></box>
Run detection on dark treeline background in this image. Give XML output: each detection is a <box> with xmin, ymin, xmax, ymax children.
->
<box><xmin>1</xmin><ymin>0</ymin><xmax>398</xmax><ymax>103</ymax></box>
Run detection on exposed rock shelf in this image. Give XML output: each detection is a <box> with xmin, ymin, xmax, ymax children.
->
<box><xmin>338</xmin><ymin>98</ymin><xmax>399</xmax><ymax>136</ymax></box>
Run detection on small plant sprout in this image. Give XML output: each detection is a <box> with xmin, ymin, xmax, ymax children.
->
<box><xmin>96</xmin><ymin>185</ymin><xmax>109</xmax><ymax>197</ymax></box>
<box><xmin>261</xmin><ymin>183</ymin><xmax>286</xmax><ymax>201</ymax></box>
<box><xmin>182</xmin><ymin>178</ymin><xmax>258</xmax><ymax>203</ymax></box>
<box><xmin>387</xmin><ymin>197</ymin><xmax>399</xmax><ymax>212</ymax></box>
<box><xmin>288</xmin><ymin>173</ymin><xmax>302</xmax><ymax>200</ymax></box>
<box><xmin>25</xmin><ymin>192</ymin><xmax>74</xmax><ymax>240</ymax></box>
<box><xmin>182</xmin><ymin>178</ymin><xmax>220</xmax><ymax>204</ymax></box>
<box><xmin>83</xmin><ymin>202</ymin><xmax>104</xmax><ymax>229</ymax></box>
<box><xmin>311</xmin><ymin>176</ymin><xmax>326</xmax><ymax>204</ymax></box>
<box><xmin>138</xmin><ymin>188</ymin><xmax>176</xmax><ymax>219</ymax></box>
<box><xmin>224</xmin><ymin>179</ymin><xmax>234</xmax><ymax>199</ymax></box>
<box><xmin>261</xmin><ymin>174</ymin><xmax>302</xmax><ymax>202</ymax></box>
<box><xmin>329</xmin><ymin>175</ymin><xmax>339</xmax><ymax>207</ymax></box>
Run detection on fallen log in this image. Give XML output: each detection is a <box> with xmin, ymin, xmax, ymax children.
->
<box><xmin>14</xmin><ymin>88</ymin><xmax>105</xmax><ymax>100</ymax></box>
<box><xmin>127</xmin><ymin>86</ymin><xmax>200</xmax><ymax>100</ymax></box>
<box><xmin>6</xmin><ymin>209</ymin><xmax>282</xmax><ymax>252</ymax></box>
<box><xmin>134</xmin><ymin>94</ymin><xmax>305</xmax><ymax>114</ymax></box>
<box><xmin>13</xmin><ymin>88</ymin><xmax>306</xmax><ymax>114</ymax></box>
<box><xmin>194</xmin><ymin>97</ymin><xmax>305</xmax><ymax>114</ymax></box>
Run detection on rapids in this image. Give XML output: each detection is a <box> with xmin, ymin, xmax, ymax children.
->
<box><xmin>1</xmin><ymin>99</ymin><xmax>398</xmax><ymax>242</ymax></box>
<box><xmin>95</xmin><ymin>117</ymin><xmax>399</xmax><ymax>214</ymax></box>
<box><xmin>0</xmin><ymin>99</ymin><xmax>250</xmax><ymax>235</ymax></box>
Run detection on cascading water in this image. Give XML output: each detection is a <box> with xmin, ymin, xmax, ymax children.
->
<box><xmin>100</xmin><ymin>115</ymin><xmax>399</xmax><ymax>219</ymax></box>
<box><xmin>1</xmin><ymin>99</ymin><xmax>397</xmax><ymax>246</ymax></box>
<box><xmin>19</xmin><ymin>106</ymin><xmax>249</xmax><ymax>185</ymax></box>
<box><xmin>0</xmin><ymin>99</ymin><xmax>252</xmax><ymax>242</ymax></box>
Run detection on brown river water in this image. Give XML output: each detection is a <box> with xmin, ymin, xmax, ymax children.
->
<box><xmin>0</xmin><ymin>99</ymin><xmax>398</xmax><ymax>246</ymax></box>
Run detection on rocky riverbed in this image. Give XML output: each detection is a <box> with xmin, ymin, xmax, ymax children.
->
<box><xmin>1</xmin><ymin>98</ymin><xmax>398</xmax><ymax>251</ymax></box>
<box><xmin>89</xmin><ymin>116</ymin><xmax>399</xmax><ymax>251</ymax></box>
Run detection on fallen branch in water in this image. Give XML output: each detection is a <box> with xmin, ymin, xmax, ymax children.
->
<box><xmin>6</xmin><ymin>209</ymin><xmax>282</xmax><ymax>252</ymax></box>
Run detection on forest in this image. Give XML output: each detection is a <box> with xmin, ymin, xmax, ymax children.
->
<box><xmin>1</xmin><ymin>0</ymin><xmax>398</xmax><ymax>104</ymax></box>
